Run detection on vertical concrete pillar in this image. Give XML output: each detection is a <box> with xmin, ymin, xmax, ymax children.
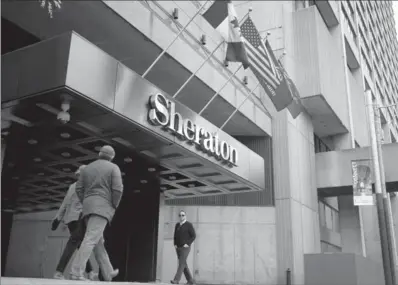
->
<box><xmin>332</xmin><ymin>134</ymin><xmax>367</xmax><ymax>257</ymax></box>
<box><xmin>273</xmin><ymin>111</ymin><xmax>321</xmax><ymax>285</ymax></box>
<box><xmin>338</xmin><ymin>196</ymin><xmax>364</xmax><ymax>255</ymax></box>
<box><xmin>156</xmin><ymin>193</ymin><xmax>166</xmax><ymax>282</ymax></box>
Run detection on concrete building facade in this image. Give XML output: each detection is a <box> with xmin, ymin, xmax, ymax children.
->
<box><xmin>1</xmin><ymin>1</ymin><xmax>398</xmax><ymax>285</ymax></box>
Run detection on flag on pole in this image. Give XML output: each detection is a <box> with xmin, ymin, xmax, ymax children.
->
<box><xmin>202</xmin><ymin>0</ymin><xmax>229</xmax><ymax>29</ymax></box>
<box><xmin>272</xmin><ymin>59</ymin><xmax>303</xmax><ymax>119</ymax></box>
<box><xmin>202</xmin><ymin>0</ymin><xmax>250</xmax><ymax>68</ymax></box>
<box><xmin>264</xmin><ymin>38</ymin><xmax>303</xmax><ymax>118</ymax></box>
<box><xmin>285</xmin><ymin>77</ymin><xmax>304</xmax><ymax>119</ymax></box>
<box><xmin>240</xmin><ymin>16</ymin><xmax>293</xmax><ymax>111</ymax></box>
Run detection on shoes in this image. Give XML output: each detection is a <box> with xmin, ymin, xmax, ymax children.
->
<box><xmin>53</xmin><ymin>271</ymin><xmax>65</xmax><ymax>280</ymax></box>
<box><xmin>70</xmin><ymin>275</ymin><xmax>89</xmax><ymax>281</ymax></box>
<box><xmin>171</xmin><ymin>280</ymin><xmax>179</xmax><ymax>284</ymax></box>
<box><xmin>186</xmin><ymin>281</ymin><xmax>195</xmax><ymax>285</ymax></box>
<box><xmin>110</xmin><ymin>268</ymin><xmax>119</xmax><ymax>280</ymax></box>
<box><xmin>88</xmin><ymin>271</ymin><xmax>98</xmax><ymax>281</ymax></box>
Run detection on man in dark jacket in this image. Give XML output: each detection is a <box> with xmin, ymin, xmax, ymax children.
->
<box><xmin>171</xmin><ymin>210</ymin><xmax>196</xmax><ymax>284</ymax></box>
<box><xmin>69</xmin><ymin>145</ymin><xmax>123</xmax><ymax>281</ymax></box>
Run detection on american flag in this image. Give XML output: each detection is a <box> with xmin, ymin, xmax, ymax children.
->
<box><xmin>240</xmin><ymin>16</ymin><xmax>281</xmax><ymax>94</ymax></box>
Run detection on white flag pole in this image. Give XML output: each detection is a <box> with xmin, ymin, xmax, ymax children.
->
<box><xmin>142</xmin><ymin>0</ymin><xmax>210</xmax><ymax>78</ymax></box>
<box><xmin>173</xmin><ymin>40</ymin><xmax>225</xmax><ymax>98</ymax></box>
<box><xmin>198</xmin><ymin>64</ymin><xmax>243</xmax><ymax>115</ymax></box>
<box><xmin>219</xmin><ymin>81</ymin><xmax>261</xmax><ymax>130</ymax></box>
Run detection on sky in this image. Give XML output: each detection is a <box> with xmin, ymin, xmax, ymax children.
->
<box><xmin>394</xmin><ymin>2</ymin><xmax>398</xmax><ymax>38</ymax></box>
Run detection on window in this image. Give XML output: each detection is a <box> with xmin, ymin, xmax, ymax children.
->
<box><xmin>319</xmin><ymin>199</ymin><xmax>340</xmax><ymax>233</ymax></box>
<box><xmin>314</xmin><ymin>134</ymin><xmax>331</xmax><ymax>153</ymax></box>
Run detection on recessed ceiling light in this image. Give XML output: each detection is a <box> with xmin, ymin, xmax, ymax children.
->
<box><xmin>148</xmin><ymin>167</ymin><xmax>156</xmax><ymax>172</ymax></box>
<box><xmin>124</xmin><ymin>157</ymin><xmax>132</xmax><ymax>163</ymax></box>
<box><xmin>140</xmin><ymin>180</ymin><xmax>148</xmax><ymax>184</ymax></box>
<box><xmin>61</xmin><ymin>152</ymin><xmax>71</xmax><ymax>157</ymax></box>
<box><xmin>38</xmin><ymin>172</ymin><xmax>45</xmax><ymax>176</ymax></box>
<box><xmin>28</xmin><ymin>139</ymin><xmax>38</xmax><ymax>145</ymax></box>
<box><xmin>188</xmin><ymin>184</ymin><xmax>195</xmax><ymax>188</ymax></box>
<box><xmin>60</xmin><ymin>133</ymin><xmax>71</xmax><ymax>138</ymax></box>
<box><xmin>3</xmin><ymin>209</ymin><xmax>15</xmax><ymax>213</ymax></box>
<box><xmin>169</xmin><ymin>176</ymin><xmax>176</xmax><ymax>180</ymax></box>
<box><xmin>33</xmin><ymin>157</ymin><xmax>42</xmax><ymax>162</ymax></box>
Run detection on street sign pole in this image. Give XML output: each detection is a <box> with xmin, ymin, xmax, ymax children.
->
<box><xmin>375</xmin><ymin>105</ymin><xmax>397</xmax><ymax>284</ymax></box>
<box><xmin>365</xmin><ymin>89</ymin><xmax>394</xmax><ymax>285</ymax></box>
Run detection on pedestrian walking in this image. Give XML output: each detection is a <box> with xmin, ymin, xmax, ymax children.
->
<box><xmin>171</xmin><ymin>210</ymin><xmax>196</xmax><ymax>285</ymax></box>
<box><xmin>51</xmin><ymin>165</ymin><xmax>98</xmax><ymax>280</ymax></box>
<box><xmin>69</xmin><ymin>145</ymin><xmax>124</xmax><ymax>281</ymax></box>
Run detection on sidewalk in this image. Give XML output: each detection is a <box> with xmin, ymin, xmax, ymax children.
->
<box><xmin>1</xmin><ymin>277</ymin><xmax>171</xmax><ymax>285</ymax></box>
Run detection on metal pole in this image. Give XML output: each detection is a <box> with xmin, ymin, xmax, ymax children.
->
<box><xmin>198</xmin><ymin>64</ymin><xmax>243</xmax><ymax>115</ymax></box>
<box><xmin>219</xmin><ymin>82</ymin><xmax>260</xmax><ymax>130</ymax></box>
<box><xmin>375</xmin><ymin>106</ymin><xmax>397</xmax><ymax>284</ymax></box>
<box><xmin>173</xmin><ymin>41</ymin><xmax>224</xmax><ymax>98</ymax></box>
<box><xmin>174</xmin><ymin>9</ymin><xmax>250</xmax><ymax>100</ymax></box>
<box><xmin>366</xmin><ymin>89</ymin><xmax>394</xmax><ymax>285</ymax></box>
<box><xmin>142</xmin><ymin>0</ymin><xmax>210</xmax><ymax>78</ymax></box>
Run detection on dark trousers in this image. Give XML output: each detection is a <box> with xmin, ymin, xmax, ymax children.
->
<box><xmin>55</xmin><ymin>220</ymin><xmax>93</xmax><ymax>273</ymax></box>
<box><xmin>173</xmin><ymin>246</ymin><xmax>193</xmax><ymax>283</ymax></box>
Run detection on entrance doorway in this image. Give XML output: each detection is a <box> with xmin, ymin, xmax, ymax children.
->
<box><xmin>104</xmin><ymin>152</ymin><xmax>161</xmax><ymax>282</ymax></box>
<box><xmin>1</xmin><ymin>108</ymin><xmax>161</xmax><ymax>281</ymax></box>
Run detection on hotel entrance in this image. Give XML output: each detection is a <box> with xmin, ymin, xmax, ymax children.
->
<box><xmin>2</xmin><ymin>97</ymin><xmax>163</xmax><ymax>281</ymax></box>
<box><xmin>2</xmin><ymin>31</ymin><xmax>266</xmax><ymax>282</ymax></box>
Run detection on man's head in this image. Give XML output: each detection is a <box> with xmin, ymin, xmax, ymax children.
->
<box><xmin>179</xmin><ymin>210</ymin><xmax>186</xmax><ymax>223</ymax></box>
<box><xmin>75</xmin><ymin>165</ymin><xmax>86</xmax><ymax>179</ymax></box>
<box><xmin>99</xmin><ymin>145</ymin><xmax>116</xmax><ymax>161</ymax></box>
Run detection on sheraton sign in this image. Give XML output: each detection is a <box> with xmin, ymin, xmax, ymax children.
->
<box><xmin>148</xmin><ymin>93</ymin><xmax>238</xmax><ymax>167</ymax></box>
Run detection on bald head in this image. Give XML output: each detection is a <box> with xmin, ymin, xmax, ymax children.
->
<box><xmin>99</xmin><ymin>145</ymin><xmax>116</xmax><ymax>161</ymax></box>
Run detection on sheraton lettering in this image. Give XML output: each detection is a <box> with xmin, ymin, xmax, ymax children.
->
<box><xmin>148</xmin><ymin>93</ymin><xmax>238</xmax><ymax>167</ymax></box>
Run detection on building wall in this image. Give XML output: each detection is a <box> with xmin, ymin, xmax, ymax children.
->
<box><xmin>272</xmin><ymin>111</ymin><xmax>320</xmax><ymax>285</ymax></box>
<box><xmin>4</xmin><ymin>211</ymin><xmax>100</xmax><ymax>279</ymax></box>
<box><xmin>4</xmin><ymin>206</ymin><xmax>277</xmax><ymax>285</ymax></box>
<box><xmin>160</xmin><ymin>206</ymin><xmax>277</xmax><ymax>285</ymax></box>
<box><xmin>361</xmin><ymin>195</ymin><xmax>398</xmax><ymax>268</ymax></box>
<box><xmin>102</xmin><ymin>0</ymin><xmax>272</xmax><ymax>137</ymax></box>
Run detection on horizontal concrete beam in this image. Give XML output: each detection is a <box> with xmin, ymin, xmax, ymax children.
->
<box><xmin>316</xmin><ymin>143</ymin><xmax>398</xmax><ymax>195</ymax></box>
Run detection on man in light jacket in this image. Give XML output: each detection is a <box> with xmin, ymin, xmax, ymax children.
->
<box><xmin>52</xmin><ymin>165</ymin><xmax>98</xmax><ymax>280</ymax></box>
<box><xmin>69</xmin><ymin>145</ymin><xmax>123</xmax><ymax>281</ymax></box>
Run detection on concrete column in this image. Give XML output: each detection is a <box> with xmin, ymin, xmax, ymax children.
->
<box><xmin>156</xmin><ymin>193</ymin><xmax>166</xmax><ymax>282</ymax></box>
<box><xmin>338</xmin><ymin>196</ymin><xmax>364</xmax><ymax>255</ymax></box>
<box><xmin>331</xmin><ymin>133</ymin><xmax>367</xmax><ymax>257</ymax></box>
<box><xmin>273</xmin><ymin>111</ymin><xmax>320</xmax><ymax>285</ymax></box>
